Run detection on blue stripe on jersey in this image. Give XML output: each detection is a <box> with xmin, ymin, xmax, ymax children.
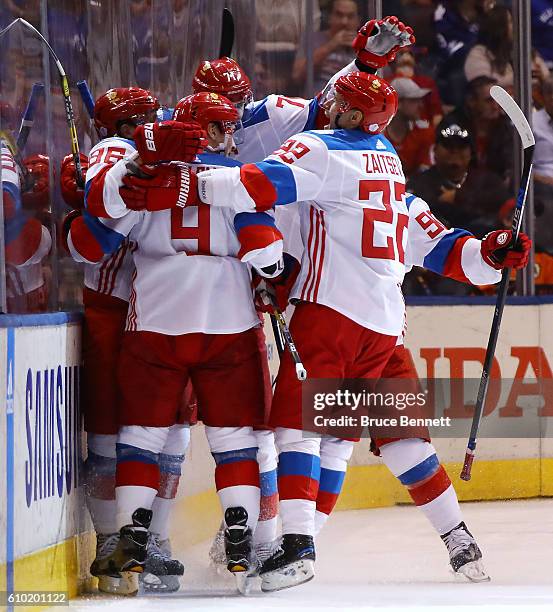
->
<box><xmin>278</xmin><ymin>451</ymin><xmax>321</xmax><ymax>479</ymax></box>
<box><xmin>253</xmin><ymin>159</ymin><xmax>297</xmax><ymax>205</ymax></box>
<box><xmin>243</xmin><ymin>98</ymin><xmax>270</xmax><ymax>128</ymax></box>
<box><xmin>422</xmin><ymin>228</ymin><xmax>472</xmax><ymax>275</ymax></box>
<box><xmin>303</xmin><ymin>98</ymin><xmax>320</xmax><ymax>131</ymax></box>
<box><xmin>196</xmin><ymin>152</ymin><xmax>243</xmax><ymax>168</ymax></box>
<box><xmin>398</xmin><ymin>454</ymin><xmax>440</xmax><ymax>485</ymax></box>
<box><xmin>4</xmin><ymin>211</ymin><xmax>27</xmax><ymax>245</ymax></box>
<box><xmin>2</xmin><ymin>182</ymin><xmax>22</xmax><ymax>213</ymax></box>
<box><xmin>306</xmin><ymin>129</ymin><xmax>397</xmax><ymax>154</ymax></box>
<box><xmin>233</xmin><ymin>211</ymin><xmax>276</xmax><ymax>232</ymax></box>
<box><xmin>405</xmin><ymin>193</ymin><xmax>417</xmax><ymax>210</ymax></box>
<box><xmin>82</xmin><ymin>209</ymin><xmax>126</xmax><ymax>255</ymax></box>
<box><xmin>319</xmin><ymin>467</ymin><xmax>346</xmax><ymax>494</ymax></box>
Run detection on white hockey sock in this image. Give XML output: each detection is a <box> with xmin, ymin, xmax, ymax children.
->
<box><xmin>150</xmin><ymin>496</ymin><xmax>177</xmax><ymax>540</ymax></box>
<box><xmin>87</xmin><ymin>498</ymin><xmax>118</xmax><ymax>535</ymax></box>
<box><xmin>418</xmin><ymin>484</ymin><xmax>463</xmax><ymax>536</ymax></box>
<box><xmin>314</xmin><ymin>509</ymin><xmax>329</xmax><ymax>537</ymax></box>
<box><xmin>254</xmin><ymin>515</ymin><xmax>278</xmax><ymax>546</ymax></box>
<box><xmin>116</xmin><ymin>485</ymin><xmax>157</xmax><ymax>530</ymax></box>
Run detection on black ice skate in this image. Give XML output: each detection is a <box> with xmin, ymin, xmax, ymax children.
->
<box><xmin>90</xmin><ymin>508</ymin><xmax>152</xmax><ymax>596</ymax></box>
<box><xmin>441</xmin><ymin>521</ymin><xmax>490</xmax><ymax>582</ymax></box>
<box><xmin>259</xmin><ymin>533</ymin><xmax>315</xmax><ymax>592</ymax></box>
<box><xmin>141</xmin><ymin>533</ymin><xmax>184</xmax><ymax>593</ymax></box>
<box><xmin>224</xmin><ymin>507</ymin><xmax>256</xmax><ymax>595</ymax></box>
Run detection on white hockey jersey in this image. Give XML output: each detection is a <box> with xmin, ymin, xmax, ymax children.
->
<box><xmin>82</xmin><ymin>139</ymin><xmax>281</xmax><ymax>335</ymax></box>
<box><xmin>198</xmin><ymin>129</ymin><xmax>503</xmax><ymax>337</ymax></box>
<box><xmin>199</xmin><ymin>129</ymin><xmax>411</xmax><ymax>336</ymax></box>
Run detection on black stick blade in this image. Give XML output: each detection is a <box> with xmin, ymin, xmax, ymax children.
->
<box><xmin>219</xmin><ymin>7</ymin><xmax>235</xmax><ymax>58</ymax></box>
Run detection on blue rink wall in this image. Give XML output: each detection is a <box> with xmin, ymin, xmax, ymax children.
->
<box><xmin>2</xmin><ymin>300</ymin><xmax>553</xmax><ymax>607</ymax></box>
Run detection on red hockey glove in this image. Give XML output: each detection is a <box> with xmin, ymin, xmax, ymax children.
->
<box><xmin>133</xmin><ymin>121</ymin><xmax>207</xmax><ymax>164</ymax></box>
<box><xmin>253</xmin><ymin>254</ymin><xmax>301</xmax><ymax>314</ymax></box>
<box><xmin>119</xmin><ymin>163</ymin><xmax>199</xmax><ymax>211</ymax></box>
<box><xmin>60</xmin><ymin>153</ymin><xmax>89</xmax><ymax>209</ymax></box>
<box><xmin>481</xmin><ymin>230</ymin><xmax>532</xmax><ymax>270</ymax></box>
<box><xmin>352</xmin><ymin>15</ymin><xmax>415</xmax><ymax>69</ymax></box>
<box><xmin>61</xmin><ymin>208</ymin><xmax>82</xmax><ymax>253</ymax></box>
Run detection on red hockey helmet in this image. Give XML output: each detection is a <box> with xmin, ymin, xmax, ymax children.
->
<box><xmin>22</xmin><ymin>154</ymin><xmax>50</xmax><ymax>210</ymax></box>
<box><xmin>192</xmin><ymin>58</ymin><xmax>253</xmax><ymax>117</ymax></box>
<box><xmin>173</xmin><ymin>92</ymin><xmax>239</xmax><ymax>131</ymax></box>
<box><xmin>333</xmin><ymin>72</ymin><xmax>398</xmax><ymax>134</ymax></box>
<box><xmin>93</xmin><ymin>87</ymin><xmax>160</xmax><ymax>136</ymax></box>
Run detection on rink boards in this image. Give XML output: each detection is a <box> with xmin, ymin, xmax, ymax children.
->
<box><xmin>2</xmin><ymin>300</ymin><xmax>553</xmax><ymax>604</ymax></box>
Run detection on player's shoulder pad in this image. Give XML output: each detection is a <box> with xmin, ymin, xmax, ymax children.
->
<box><xmin>89</xmin><ymin>135</ymin><xmax>136</xmax><ymax>157</ymax></box>
<box><xmin>405</xmin><ymin>192</ymin><xmax>428</xmax><ymax>212</ymax></box>
<box><xmin>303</xmin><ymin>129</ymin><xmax>397</xmax><ymax>154</ymax></box>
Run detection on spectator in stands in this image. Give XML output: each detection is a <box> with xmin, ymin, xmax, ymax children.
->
<box><xmin>258</xmin><ymin>0</ymin><xmax>321</xmax><ymax>95</ymax></box>
<box><xmin>407</xmin><ymin>123</ymin><xmax>511</xmax><ymax>237</ymax></box>
<box><xmin>438</xmin><ymin>76</ymin><xmax>513</xmax><ymax>185</ymax></box>
<box><xmin>532</xmin><ymin>0</ymin><xmax>553</xmax><ymax>70</ymax></box>
<box><xmin>433</xmin><ymin>0</ymin><xmax>495</xmax><ymax>106</ymax></box>
<box><xmin>292</xmin><ymin>0</ymin><xmax>358</xmax><ymax>93</ymax></box>
<box><xmin>532</xmin><ymin>76</ymin><xmax>553</xmax><ymax>255</ymax></box>
<box><xmin>464</xmin><ymin>5</ymin><xmax>513</xmax><ymax>91</ymax></box>
<box><xmin>386</xmin><ymin>49</ymin><xmax>443</xmax><ymax>126</ymax></box>
<box><xmin>386</xmin><ymin>77</ymin><xmax>435</xmax><ymax>178</ymax></box>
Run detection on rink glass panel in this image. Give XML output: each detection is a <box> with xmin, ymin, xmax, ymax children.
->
<box><xmin>0</xmin><ymin>1</ymin><xmax>540</xmax><ymax>307</ymax></box>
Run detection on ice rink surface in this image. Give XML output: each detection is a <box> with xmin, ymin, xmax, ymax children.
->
<box><xmin>70</xmin><ymin>499</ymin><xmax>553</xmax><ymax>612</ymax></box>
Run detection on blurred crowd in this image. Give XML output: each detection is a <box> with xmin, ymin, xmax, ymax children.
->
<box><xmin>2</xmin><ymin>0</ymin><xmax>553</xmax><ymax>314</ymax></box>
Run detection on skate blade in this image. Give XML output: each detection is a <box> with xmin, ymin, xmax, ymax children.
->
<box><xmin>141</xmin><ymin>572</ymin><xmax>181</xmax><ymax>593</ymax></box>
<box><xmin>98</xmin><ymin>572</ymin><xmax>140</xmax><ymax>596</ymax></box>
<box><xmin>261</xmin><ymin>559</ymin><xmax>315</xmax><ymax>592</ymax></box>
<box><xmin>234</xmin><ymin>572</ymin><xmax>257</xmax><ymax>596</ymax></box>
<box><xmin>453</xmin><ymin>560</ymin><xmax>491</xmax><ymax>583</ymax></box>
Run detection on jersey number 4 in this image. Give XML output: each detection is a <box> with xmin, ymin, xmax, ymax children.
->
<box><xmin>360</xmin><ymin>180</ymin><xmax>408</xmax><ymax>263</ymax></box>
<box><xmin>171</xmin><ymin>204</ymin><xmax>210</xmax><ymax>255</ymax></box>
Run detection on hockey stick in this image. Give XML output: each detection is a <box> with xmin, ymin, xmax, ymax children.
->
<box><xmin>0</xmin><ymin>83</ymin><xmax>43</xmax><ymax>190</ymax></box>
<box><xmin>460</xmin><ymin>86</ymin><xmax>535</xmax><ymax>481</ymax></box>
<box><xmin>0</xmin><ymin>18</ymin><xmax>85</xmax><ymax>188</ymax></box>
<box><xmin>16</xmin><ymin>82</ymin><xmax>44</xmax><ymax>151</ymax></box>
<box><xmin>272</xmin><ymin>306</ymin><xmax>307</xmax><ymax>381</ymax></box>
<box><xmin>219</xmin><ymin>7</ymin><xmax>235</xmax><ymax>58</ymax></box>
<box><xmin>77</xmin><ymin>80</ymin><xmax>95</xmax><ymax>119</ymax></box>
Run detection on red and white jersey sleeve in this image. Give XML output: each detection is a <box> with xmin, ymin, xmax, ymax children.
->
<box><xmin>199</xmin><ymin>129</ymin><xmax>409</xmax><ymax>337</ymax></box>
<box><xmin>85</xmin><ymin>136</ymin><xmax>139</xmax><ymax>219</ymax></box>
<box><xmin>404</xmin><ymin>194</ymin><xmax>501</xmax><ymax>285</ymax></box>
<box><xmin>236</xmin><ymin>95</ymin><xmax>323</xmax><ymax>163</ymax></box>
<box><xmin>235</xmin><ymin>61</ymin><xmax>358</xmax><ymax>164</ymax></box>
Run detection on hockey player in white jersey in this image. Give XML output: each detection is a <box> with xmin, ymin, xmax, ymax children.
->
<box><xmin>165</xmin><ymin>71</ymin><xmax>531</xmax><ymax>590</ymax></box>
<box><xmin>1</xmin><ymin>140</ymin><xmax>51</xmax><ymax>311</ymax></box>
<box><xmin>61</xmin><ymin>86</ymin><xmax>206</xmax><ymax>594</ymax></box>
<box><xmin>80</xmin><ymin>91</ymin><xmax>284</xmax><ymax>594</ymax></box>
<box><xmin>192</xmin><ymin>15</ymin><xmax>416</xmax><ymax>558</ymax></box>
